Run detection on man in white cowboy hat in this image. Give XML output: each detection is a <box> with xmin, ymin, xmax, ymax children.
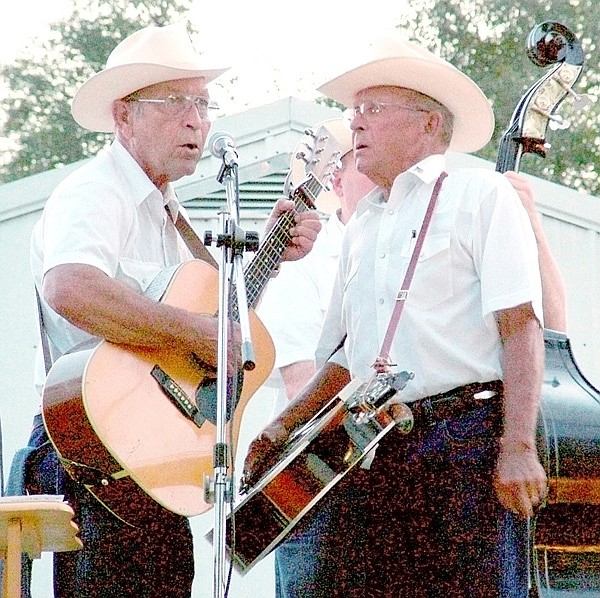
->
<box><xmin>244</xmin><ymin>34</ymin><xmax>547</xmax><ymax>597</ymax></box>
<box><xmin>18</xmin><ymin>22</ymin><xmax>321</xmax><ymax>597</ymax></box>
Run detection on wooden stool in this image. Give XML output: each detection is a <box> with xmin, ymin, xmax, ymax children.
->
<box><xmin>0</xmin><ymin>496</ymin><xmax>81</xmax><ymax>597</ymax></box>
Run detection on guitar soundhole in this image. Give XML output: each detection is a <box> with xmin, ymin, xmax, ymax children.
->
<box><xmin>195</xmin><ymin>370</ymin><xmax>244</xmax><ymax>425</ymax></box>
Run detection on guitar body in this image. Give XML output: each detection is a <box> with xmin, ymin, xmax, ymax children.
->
<box><xmin>42</xmin><ymin>260</ymin><xmax>275</xmax><ymax>526</ymax></box>
<box><xmin>209</xmin><ymin>377</ymin><xmax>413</xmax><ymax>573</ymax></box>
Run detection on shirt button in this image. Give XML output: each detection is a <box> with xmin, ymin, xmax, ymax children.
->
<box><xmin>378</xmin><ymin>298</ymin><xmax>385</xmax><ymax>304</ymax></box>
<box><xmin>388</xmin><ymin>209</ymin><xmax>394</xmax><ymax>215</ymax></box>
<box><xmin>380</xmin><ymin>253</ymin><xmax>386</xmax><ymax>259</ymax></box>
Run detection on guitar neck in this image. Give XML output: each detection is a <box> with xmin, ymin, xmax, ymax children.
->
<box><xmin>231</xmin><ymin>175</ymin><xmax>324</xmax><ymax>319</ymax></box>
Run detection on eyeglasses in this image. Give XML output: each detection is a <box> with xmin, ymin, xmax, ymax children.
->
<box><xmin>347</xmin><ymin>100</ymin><xmax>429</xmax><ymax>120</ymax></box>
<box><xmin>126</xmin><ymin>94</ymin><xmax>220</xmax><ymax>121</ymax></box>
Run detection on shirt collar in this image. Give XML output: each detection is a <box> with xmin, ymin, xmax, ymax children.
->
<box><xmin>111</xmin><ymin>139</ymin><xmax>179</xmax><ymax>214</ymax></box>
<box><xmin>407</xmin><ymin>154</ymin><xmax>447</xmax><ymax>185</ymax></box>
<box><xmin>356</xmin><ymin>154</ymin><xmax>447</xmax><ymax>217</ymax></box>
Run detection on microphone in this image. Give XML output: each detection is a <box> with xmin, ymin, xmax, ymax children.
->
<box><xmin>208</xmin><ymin>131</ymin><xmax>238</xmax><ymax>166</ymax></box>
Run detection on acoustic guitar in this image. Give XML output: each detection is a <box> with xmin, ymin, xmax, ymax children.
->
<box><xmin>41</xmin><ymin>125</ymin><xmax>342</xmax><ymax>527</ymax></box>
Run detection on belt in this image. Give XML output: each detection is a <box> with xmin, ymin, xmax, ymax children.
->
<box><xmin>407</xmin><ymin>380</ymin><xmax>503</xmax><ymax>428</ymax></box>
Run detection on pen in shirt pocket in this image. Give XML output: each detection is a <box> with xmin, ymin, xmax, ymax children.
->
<box><xmin>409</xmin><ymin>229</ymin><xmax>417</xmax><ymax>253</ymax></box>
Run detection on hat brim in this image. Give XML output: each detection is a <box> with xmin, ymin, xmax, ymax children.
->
<box><xmin>71</xmin><ymin>63</ymin><xmax>228</xmax><ymax>133</ymax></box>
<box><xmin>317</xmin><ymin>56</ymin><xmax>494</xmax><ymax>153</ymax></box>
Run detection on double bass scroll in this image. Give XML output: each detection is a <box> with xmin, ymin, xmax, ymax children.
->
<box><xmin>496</xmin><ymin>21</ymin><xmax>588</xmax><ymax>174</ymax></box>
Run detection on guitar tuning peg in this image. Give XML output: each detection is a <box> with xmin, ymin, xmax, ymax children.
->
<box><xmin>295</xmin><ymin>150</ymin><xmax>309</xmax><ymax>164</ymax></box>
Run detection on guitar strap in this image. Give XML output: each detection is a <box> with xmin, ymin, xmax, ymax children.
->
<box><xmin>376</xmin><ymin>171</ymin><xmax>448</xmax><ymax>369</ymax></box>
<box><xmin>168</xmin><ymin>206</ymin><xmax>219</xmax><ymax>269</ymax></box>
<box><xmin>35</xmin><ymin>286</ymin><xmax>53</xmax><ymax>375</ymax></box>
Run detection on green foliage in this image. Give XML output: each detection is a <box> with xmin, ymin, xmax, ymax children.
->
<box><xmin>0</xmin><ymin>0</ymin><xmax>192</xmax><ymax>182</ymax></box>
<box><xmin>1</xmin><ymin>0</ymin><xmax>599</xmax><ymax>195</ymax></box>
<box><xmin>397</xmin><ymin>0</ymin><xmax>600</xmax><ymax>193</ymax></box>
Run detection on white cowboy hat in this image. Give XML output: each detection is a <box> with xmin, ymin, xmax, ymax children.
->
<box><xmin>71</xmin><ymin>23</ymin><xmax>230</xmax><ymax>133</ymax></box>
<box><xmin>288</xmin><ymin>118</ymin><xmax>353</xmax><ymax>214</ymax></box>
<box><xmin>317</xmin><ymin>35</ymin><xmax>494</xmax><ymax>153</ymax></box>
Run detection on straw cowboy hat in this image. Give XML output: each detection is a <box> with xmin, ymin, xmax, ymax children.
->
<box><xmin>71</xmin><ymin>23</ymin><xmax>229</xmax><ymax>133</ymax></box>
<box><xmin>317</xmin><ymin>35</ymin><xmax>494</xmax><ymax>153</ymax></box>
<box><xmin>287</xmin><ymin>118</ymin><xmax>353</xmax><ymax>214</ymax></box>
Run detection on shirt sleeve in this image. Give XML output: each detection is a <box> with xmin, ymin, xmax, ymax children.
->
<box><xmin>41</xmin><ymin>179</ymin><xmax>132</xmax><ymax>278</ymax></box>
<box><xmin>473</xmin><ymin>173</ymin><xmax>544</xmax><ymax>326</ymax></box>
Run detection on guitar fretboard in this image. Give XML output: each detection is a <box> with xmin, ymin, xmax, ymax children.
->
<box><xmin>230</xmin><ymin>174</ymin><xmax>324</xmax><ymax>320</ymax></box>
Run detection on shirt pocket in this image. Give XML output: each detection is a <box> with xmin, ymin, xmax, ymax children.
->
<box><xmin>409</xmin><ymin>234</ymin><xmax>453</xmax><ymax>311</ymax></box>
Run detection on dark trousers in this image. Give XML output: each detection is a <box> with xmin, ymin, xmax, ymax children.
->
<box><xmin>275</xmin><ymin>400</ymin><xmax>529</xmax><ymax>598</ymax></box>
<box><xmin>7</xmin><ymin>414</ymin><xmax>195</xmax><ymax>598</ymax></box>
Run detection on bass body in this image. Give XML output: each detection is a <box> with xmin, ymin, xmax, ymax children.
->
<box><xmin>532</xmin><ymin>330</ymin><xmax>600</xmax><ymax>595</ymax></box>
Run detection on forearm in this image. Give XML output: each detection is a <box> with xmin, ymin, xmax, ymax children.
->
<box><xmin>495</xmin><ymin>303</ymin><xmax>547</xmax><ymax>516</ymax></box>
<box><xmin>532</xmin><ymin>224</ymin><xmax>568</xmax><ymax>333</ymax></box>
<box><xmin>497</xmin><ymin>304</ymin><xmax>544</xmax><ymax>446</ymax></box>
<box><xmin>278</xmin><ymin>361</ymin><xmax>351</xmax><ymax>434</ymax></box>
<box><xmin>280</xmin><ymin>360</ymin><xmax>317</xmax><ymax>402</ymax></box>
<box><xmin>242</xmin><ymin>360</ymin><xmax>350</xmax><ymax>487</ymax></box>
<box><xmin>42</xmin><ymin>263</ymin><xmax>215</xmax><ymax>353</ymax></box>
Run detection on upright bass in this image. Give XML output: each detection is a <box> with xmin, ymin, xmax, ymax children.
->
<box><xmin>495</xmin><ymin>21</ymin><xmax>600</xmax><ymax>596</ymax></box>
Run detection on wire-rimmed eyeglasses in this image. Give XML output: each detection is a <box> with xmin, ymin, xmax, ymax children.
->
<box><xmin>345</xmin><ymin>100</ymin><xmax>429</xmax><ymax>121</ymax></box>
<box><xmin>125</xmin><ymin>94</ymin><xmax>220</xmax><ymax>121</ymax></box>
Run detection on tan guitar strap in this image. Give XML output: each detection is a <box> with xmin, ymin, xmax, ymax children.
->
<box><xmin>167</xmin><ymin>206</ymin><xmax>219</xmax><ymax>269</ymax></box>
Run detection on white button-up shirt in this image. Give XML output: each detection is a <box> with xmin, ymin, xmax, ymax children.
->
<box><xmin>31</xmin><ymin>140</ymin><xmax>193</xmax><ymax>391</ymax></box>
<box><xmin>316</xmin><ymin>154</ymin><xmax>543</xmax><ymax>402</ymax></box>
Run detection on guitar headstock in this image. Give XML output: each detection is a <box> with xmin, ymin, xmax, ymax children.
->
<box><xmin>496</xmin><ymin>21</ymin><xmax>591</xmax><ymax>173</ymax></box>
<box><xmin>284</xmin><ymin>124</ymin><xmax>344</xmax><ymax>211</ymax></box>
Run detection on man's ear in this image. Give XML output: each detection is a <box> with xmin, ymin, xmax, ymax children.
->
<box><xmin>112</xmin><ymin>99</ymin><xmax>131</xmax><ymax>127</ymax></box>
<box><xmin>425</xmin><ymin>110</ymin><xmax>443</xmax><ymax>135</ymax></box>
<box><xmin>331</xmin><ymin>171</ymin><xmax>344</xmax><ymax>198</ymax></box>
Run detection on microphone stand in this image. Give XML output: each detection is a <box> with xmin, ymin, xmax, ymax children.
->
<box><xmin>206</xmin><ymin>149</ymin><xmax>257</xmax><ymax>598</ymax></box>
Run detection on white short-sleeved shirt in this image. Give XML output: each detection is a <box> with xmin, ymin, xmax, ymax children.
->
<box><xmin>315</xmin><ymin>154</ymin><xmax>543</xmax><ymax>402</ymax></box>
<box><xmin>256</xmin><ymin>211</ymin><xmax>344</xmax><ymax>413</ymax></box>
<box><xmin>31</xmin><ymin>140</ymin><xmax>193</xmax><ymax>392</ymax></box>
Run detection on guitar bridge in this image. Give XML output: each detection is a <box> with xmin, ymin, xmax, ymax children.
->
<box><xmin>151</xmin><ymin>365</ymin><xmax>206</xmax><ymax>428</ymax></box>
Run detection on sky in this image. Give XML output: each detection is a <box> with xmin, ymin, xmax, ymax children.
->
<box><xmin>0</xmin><ymin>0</ymin><xmax>410</xmax><ymax>113</ymax></box>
